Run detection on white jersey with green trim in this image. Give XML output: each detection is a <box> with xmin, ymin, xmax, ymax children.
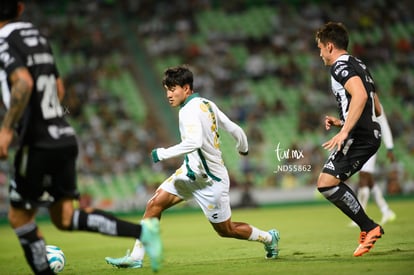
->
<box><xmin>155</xmin><ymin>93</ymin><xmax>248</xmax><ymax>181</ymax></box>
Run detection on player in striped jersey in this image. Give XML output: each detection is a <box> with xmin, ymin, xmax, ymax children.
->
<box><xmin>315</xmin><ymin>22</ymin><xmax>384</xmax><ymax>257</ymax></box>
<box><xmin>0</xmin><ymin>1</ymin><xmax>161</xmax><ymax>273</ymax></box>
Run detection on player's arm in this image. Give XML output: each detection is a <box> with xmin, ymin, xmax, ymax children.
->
<box><xmin>56</xmin><ymin>77</ymin><xmax>65</xmax><ymax>102</ymax></box>
<box><xmin>324</xmin><ymin>115</ymin><xmax>342</xmax><ymax>130</ymax></box>
<box><xmin>152</xmin><ymin>112</ymin><xmax>202</xmax><ymax>163</ymax></box>
<box><xmin>0</xmin><ymin>67</ymin><xmax>33</xmax><ymax>159</ymax></box>
<box><xmin>216</xmin><ymin>108</ymin><xmax>248</xmax><ymax>155</ymax></box>
<box><xmin>374</xmin><ymin>96</ymin><xmax>395</xmax><ymax>162</ymax></box>
<box><xmin>341</xmin><ymin>76</ymin><xmax>367</xmax><ymax>135</ymax></box>
<box><xmin>323</xmin><ymin>76</ymin><xmax>367</xmax><ymax>151</ymax></box>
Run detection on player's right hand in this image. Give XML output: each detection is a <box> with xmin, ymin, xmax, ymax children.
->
<box><xmin>0</xmin><ymin>128</ymin><xmax>14</xmax><ymax>160</ymax></box>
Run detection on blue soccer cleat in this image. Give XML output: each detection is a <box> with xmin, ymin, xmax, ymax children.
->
<box><xmin>105</xmin><ymin>249</ymin><xmax>143</xmax><ymax>269</ymax></box>
<box><xmin>141</xmin><ymin>218</ymin><xmax>163</xmax><ymax>272</ymax></box>
<box><xmin>264</xmin><ymin>229</ymin><xmax>280</xmax><ymax>259</ymax></box>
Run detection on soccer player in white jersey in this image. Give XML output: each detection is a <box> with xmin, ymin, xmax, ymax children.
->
<box><xmin>351</xmin><ymin>103</ymin><xmax>396</xmax><ymax>226</ymax></box>
<box><xmin>105</xmin><ymin>65</ymin><xmax>280</xmax><ymax>269</ymax></box>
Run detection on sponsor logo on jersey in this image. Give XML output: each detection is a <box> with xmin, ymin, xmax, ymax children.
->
<box><xmin>324</xmin><ymin>160</ymin><xmax>335</xmax><ymax>170</ymax></box>
<box><xmin>48</xmin><ymin>125</ymin><xmax>75</xmax><ymax>139</ymax></box>
<box><xmin>334</xmin><ymin>63</ymin><xmax>347</xmax><ymax>75</ymax></box>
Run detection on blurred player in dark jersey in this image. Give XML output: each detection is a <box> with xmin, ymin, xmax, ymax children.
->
<box><xmin>315</xmin><ymin>22</ymin><xmax>384</xmax><ymax>257</ymax></box>
<box><xmin>0</xmin><ymin>1</ymin><xmax>161</xmax><ymax>273</ymax></box>
<box><xmin>349</xmin><ymin>103</ymin><xmax>396</xmax><ymax>227</ymax></box>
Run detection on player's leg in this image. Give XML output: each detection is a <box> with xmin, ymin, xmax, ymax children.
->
<box><xmin>347</xmin><ymin>171</ymin><xmax>371</xmax><ymax>227</ymax></box>
<box><xmin>357</xmin><ymin>154</ymin><xmax>377</xmax><ymax>210</ymax></box>
<box><xmin>210</xmin><ymin>219</ymin><xmax>280</xmax><ymax>259</ymax></box>
<box><xmin>360</xmin><ymin>153</ymin><xmax>395</xmax><ymax>224</ymax></box>
<box><xmin>128</xmin><ymin>188</ymin><xmax>182</xmax><ymax>262</ymax></box>
<box><xmin>9</xmin><ymin>147</ymin><xmax>55</xmax><ymax>274</ymax></box>
<box><xmin>48</xmin><ymin>145</ymin><xmax>145</xmax><ymax>238</ymax></box>
<box><xmin>105</xmin><ymin>187</ymin><xmax>181</xmax><ymax>269</ymax></box>
<box><xmin>193</xmin><ymin>174</ymin><xmax>280</xmax><ymax>259</ymax></box>
<box><xmin>49</xmin><ymin>199</ymin><xmax>162</xmax><ymax>271</ymax></box>
<box><xmin>317</xmin><ymin>172</ymin><xmax>384</xmax><ymax>256</ymax></box>
<box><xmin>357</xmin><ymin>172</ymin><xmax>372</xmax><ymax>209</ymax></box>
<box><xmin>47</xmin><ymin>145</ymin><xmax>162</xmax><ymax>271</ymax></box>
<box><xmin>49</xmin><ymin>199</ymin><xmax>142</xmax><ymax>238</ymax></box>
<box><xmin>317</xmin><ymin>140</ymin><xmax>384</xmax><ymax>256</ymax></box>
<box><xmin>8</xmin><ymin>206</ymin><xmax>54</xmax><ymax>275</ymax></box>
<box><xmin>318</xmin><ymin>138</ymin><xmax>381</xmax><ymax>231</ymax></box>
<box><xmin>318</xmin><ymin>173</ymin><xmax>377</xmax><ymax>231</ymax></box>
<box><xmin>370</xmin><ymin>184</ymin><xmax>396</xmax><ymax>224</ymax></box>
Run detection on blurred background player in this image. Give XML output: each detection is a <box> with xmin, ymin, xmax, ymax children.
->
<box><xmin>350</xmin><ymin>102</ymin><xmax>396</xmax><ymax>227</ymax></box>
<box><xmin>105</xmin><ymin>65</ymin><xmax>280</xmax><ymax>269</ymax></box>
<box><xmin>0</xmin><ymin>1</ymin><xmax>161</xmax><ymax>274</ymax></box>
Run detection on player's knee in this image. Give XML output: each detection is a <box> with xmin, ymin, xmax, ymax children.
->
<box><xmin>50</xmin><ymin>210</ymin><xmax>74</xmax><ymax>231</ymax></box>
<box><xmin>8</xmin><ymin>207</ymin><xmax>35</xmax><ymax>229</ymax></box>
<box><xmin>7</xmin><ymin>211</ymin><xmax>19</xmax><ymax>228</ymax></box>
<box><xmin>54</xmin><ymin>219</ymin><xmax>72</xmax><ymax>231</ymax></box>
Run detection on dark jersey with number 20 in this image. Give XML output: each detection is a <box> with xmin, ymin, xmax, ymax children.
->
<box><xmin>0</xmin><ymin>21</ymin><xmax>76</xmax><ymax>148</ymax></box>
<box><xmin>330</xmin><ymin>54</ymin><xmax>381</xmax><ymax>140</ymax></box>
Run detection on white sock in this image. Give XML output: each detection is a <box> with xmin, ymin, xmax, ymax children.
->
<box><xmin>130</xmin><ymin>239</ymin><xmax>145</xmax><ymax>260</ymax></box>
<box><xmin>371</xmin><ymin>184</ymin><xmax>389</xmax><ymax>214</ymax></box>
<box><xmin>248</xmin><ymin>226</ymin><xmax>272</xmax><ymax>244</ymax></box>
<box><xmin>357</xmin><ymin>186</ymin><xmax>370</xmax><ymax>210</ymax></box>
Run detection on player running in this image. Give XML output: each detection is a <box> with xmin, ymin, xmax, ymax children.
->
<box><xmin>105</xmin><ymin>65</ymin><xmax>280</xmax><ymax>269</ymax></box>
<box><xmin>0</xmin><ymin>1</ymin><xmax>162</xmax><ymax>273</ymax></box>
<box><xmin>315</xmin><ymin>22</ymin><xmax>384</xmax><ymax>257</ymax></box>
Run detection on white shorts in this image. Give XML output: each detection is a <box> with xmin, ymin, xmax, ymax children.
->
<box><xmin>159</xmin><ymin>164</ymin><xmax>231</xmax><ymax>223</ymax></box>
<box><xmin>360</xmin><ymin>152</ymin><xmax>377</xmax><ymax>173</ymax></box>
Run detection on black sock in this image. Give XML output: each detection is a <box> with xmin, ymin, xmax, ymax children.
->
<box><xmin>15</xmin><ymin>223</ymin><xmax>54</xmax><ymax>275</ymax></box>
<box><xmin>70</xmin><ymin>209</ymin><xmax>141</xmax><ymax>238</ymax></box>
<box><xmin>318</xmin><ymin>182</ymin><xmax>377</xmax><ymax>231</ymax></box>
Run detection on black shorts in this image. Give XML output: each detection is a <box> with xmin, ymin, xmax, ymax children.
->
<box><xmin>322</xmin><ymin>137</ymin><xmax>380</xmax><ymax>181</ymax></box>
<box><xmin>10</xmin><ymin>145</ymin><xmax>80</xmax><ymax>209</ymax></box>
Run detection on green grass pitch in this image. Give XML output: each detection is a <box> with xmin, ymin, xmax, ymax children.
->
<box><xmin>0</xmin><ymin>199</ymin><xmax>413</xmax><ymax>275</ymax></box>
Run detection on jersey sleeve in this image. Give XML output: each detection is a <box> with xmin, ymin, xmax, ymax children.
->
<box><xmin>331</xmin><ymin>60</ymin><xmax>357</xmax><ymax>86</ymax></box>
<box><xmin>216</xmin><ymin>107</ymin><xmax>248</xmax><ymax>153</ymax></box>
<box><xmin>377</xmin><ymin>104</ymin><xmax>394</xmax><ymax>149</ymax></box>
<box><xmin>0</xmin><ymin>39</ymin><xmax>25</xmax><ymax>76</ymax></box>
<box><xmin>153</xmin><ymin>105</ymin><xmax>203</xmax><ymax>162</ymax></box>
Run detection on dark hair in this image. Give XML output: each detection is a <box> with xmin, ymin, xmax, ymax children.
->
<box><xmin>0</xmin><ymin>0</ymin><xmax>19</xmax><ymax>21</ymax></box>
<box><xmin>315</xmin><ymin>22</ymin><xmax>349</xmax><ymax>50</ymax></box>
<box><xmin>162</xmin><ymin>65</ymin><xmax>193</xmax><ymax>90</ymax></box>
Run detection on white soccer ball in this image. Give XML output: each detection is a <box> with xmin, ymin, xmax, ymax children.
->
<box><xmin>46</xmin><ymin>245</ymin><xmax>65</xmax><ymax>274</ymax></box>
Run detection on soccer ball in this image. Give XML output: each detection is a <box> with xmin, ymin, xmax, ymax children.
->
<box><xmin>46</xmin><ymin>245</ymin><xmax>65</xmax><ymax>274</ymax></box>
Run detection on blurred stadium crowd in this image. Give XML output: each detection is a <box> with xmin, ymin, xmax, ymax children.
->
<box><xmin>1</xmin><ymin>0</ymin><xmax>413</xmax><ymax>212</ymax></box>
